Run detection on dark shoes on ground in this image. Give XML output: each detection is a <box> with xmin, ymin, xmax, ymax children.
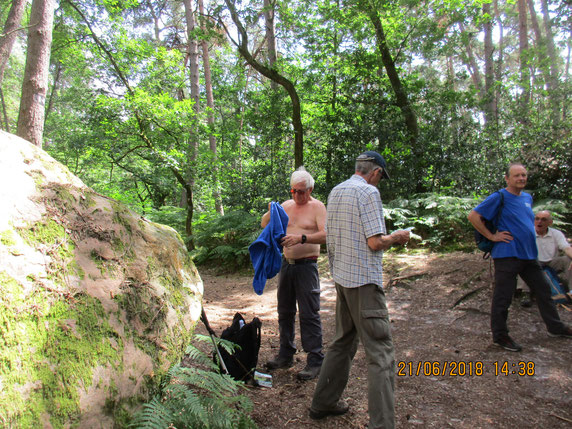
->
<box><xmin>548</xmin><ymin>326</ymin><xmax>572</xmax><ymax>338</ymax></box>
<box><xmin>493</xmin><ymin>335</ymin><xmax>522</xmax><ymax>352</ymax></box>
<box><xmin>520</xmin><ymin>291</ymin><xmax>534</xmax><ymax>308</ymax></box>
<box><xmin>265</xmin><ymin>355</ymin><xmax>294</xmax><ymax>370</ymax></box>
<box><xmin>309</xmin><ymin>400</ymin><xmax>349</xmax><ymax>420</ymax></box>
<box><xmin>297</xmin><ymin>364</ymin><xmax>321</xmax><ymax>381</ymax></box>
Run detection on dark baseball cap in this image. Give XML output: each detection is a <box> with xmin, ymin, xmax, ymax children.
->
<box><xmin>357</xmin><ymin>151</ymin><xmax>390</xmax><ymax>179</ymax></box>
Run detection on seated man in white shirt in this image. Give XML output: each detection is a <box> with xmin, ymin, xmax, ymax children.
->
<box><xmin>518</xmin><ymin>210</ymin><xmax>572</xmax><ymax>306</ymax></box>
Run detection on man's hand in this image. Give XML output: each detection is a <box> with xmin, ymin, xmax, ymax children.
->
<box><xmin>281</xmin><ymin>234</ymin><xmax>302</xmax><ymax>247</ymax></box>
<box><xmin>491</xmin><ymin>230</ymin><xmax>513</xmax><ymax>243</ymax></box>
<box><xmin>391</xmin><ymin>230</ymin><xmax>410</xmax><ymax>245</ymax></box>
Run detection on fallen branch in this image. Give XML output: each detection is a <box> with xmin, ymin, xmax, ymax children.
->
<box><xmin>451</xmin><ymin>286</ymin><xmax>485</xmax><ymax>308</ymax></box>
<box><xmin>386</xmin><ymin>271</ymin><xmax>428</xmax><ymax>290</ymax></box>
<box><xmin>459</xmin><ymin>268</ymin><xmax>487</xmax><ymax>289</ymax></box>
<box><xmin>550</xmin><ymin>413</ymin><xmax>572</xmax><ymax>424</ymax></box>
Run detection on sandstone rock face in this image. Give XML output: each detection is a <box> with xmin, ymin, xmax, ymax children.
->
<box><xmin>0</xmin><ymin>131</ymin><xmax>203</xmax><ymax>428</ymax></box>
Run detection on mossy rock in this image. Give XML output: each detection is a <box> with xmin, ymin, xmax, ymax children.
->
<box><xmin>0</xmin><ymin>131</ymin><xmax>203</xmax><ymax>427</ymax></box>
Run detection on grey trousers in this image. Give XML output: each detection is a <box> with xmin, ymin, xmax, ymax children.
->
<box><xmin>311</xmin><ymin>283</ymin><xmax>395</xmax><ymax>429</ymax></box>
<box><xmin>276</xmin><ymin>259</ymin><xmax>324</xmax><ymax>366</ymax></box>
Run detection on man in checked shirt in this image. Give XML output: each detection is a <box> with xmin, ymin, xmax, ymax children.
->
<box><xmin>310</xmin><ymin>151</ymin><xmax>410</xmax><ymax>429</ymax></box>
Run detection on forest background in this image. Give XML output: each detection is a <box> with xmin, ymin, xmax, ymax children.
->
<box><xmin>3</xmin><ymin>0</ymin><xmax>571</xmax><ymax>267</ymax></box>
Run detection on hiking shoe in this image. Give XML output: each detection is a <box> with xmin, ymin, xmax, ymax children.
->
<box><xmin>265</xmin><ymin>355</ymin><xmax>294</xmax><ymax>370</ymax></box>
<box><xmin>493</xmin><ymin>335</ymin><xmax>522</xmax><ymax>352</ymax></box>
<box><xmin>548</xmin><ymin>326</ymin><xmax>572</xmax><ymax>338</ymax></box>
<box><xmin>520</xmin><ymin>292</ymin><xmax>534</xmax><ymax>308</ymax></box>
<box><xmin>520</xmin><ymin>292</ymin><xmax>533</xmax><ymax>308</ymax></box>
<box><xmin>309</xmin><ymin>400</ymin><xmax>349</xmax><ymax>420</ymax></box>
<box><xmin>297</xmin><ymin>365</ymin><xmax>321</xmax><ymax>381</ymax></box>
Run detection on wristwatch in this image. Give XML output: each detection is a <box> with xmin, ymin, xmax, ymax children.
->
<box><xmin>301</xmin><ymin>234</ymin><xmax>307</xmax><ymax>244</ymax></box>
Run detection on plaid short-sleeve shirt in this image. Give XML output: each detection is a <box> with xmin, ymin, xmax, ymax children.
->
<box><xmin>326</xmin><ymin>175</ymin><xmax>386</xmax><ymax>288</ymax></box>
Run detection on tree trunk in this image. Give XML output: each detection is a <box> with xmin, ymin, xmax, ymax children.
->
<box><xmin>44</xmin><ymin>60</ymin><xmax>61</xmax><ymax>123</ymax></box>
<box><xmin>517</xmin><ymin>0</ymin><xmax>531</xmax><ymax>115</ymax></box>
<box><xmin>183</xmin><ymin>0</ymin><xmax>201</xmax><ymax>249</ymax></box>
<box><xmin>483</xmin><ymin>3</ymin><xmax>496</xmax><ymax>128</ymax></box>
<box><xmin>198</xmin><ymin>0</ymin><xmax>224</xmax><ymax>215</ymax></box>
<box><xmin>0</xmin><ymin>0</ymin><xmax>27</xmax><ymax>88</ymax></box>
<box><xmin>493</xmin><ymin>0</ymin><xmax>504</xmax><ymax>127</ymax></box>
<box><xmin>540</xmin><ymin>0</ymin><xmax>561</xmax><ymax>125</ymax></box>
<box><xmin>459</xmin><ymin>22</ymin><xmax>484</xmax><ymax>99</ymax></box>
<box><xmin>17</xmin><ymin>0</ymin><xmax>56</xmax><ymax>147</ymax></box>
<box><xmin>264</xmin><ymin>0</ymin><xmax>278</xmax><ymax>91</ymax></box>
<box><xmin>369</xmin><ymin>10</ymin><xmax>418</xmax><ymax>145</ymax></box>
<box><xmin>225</xmin><ymin>0</ymin><xmax>304</xmax><ymax>168</ymax></box>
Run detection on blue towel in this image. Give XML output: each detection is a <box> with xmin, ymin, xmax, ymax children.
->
<box><xmin>249</xmin><ymin>202</ymin><xmax>289</xmax><ymax>295</ymax></box>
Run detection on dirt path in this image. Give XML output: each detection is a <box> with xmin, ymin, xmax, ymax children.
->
<box><xmin>194</xmin><ymin>252</ymin><xmax>572</xmax><ymax>428</ymax></box>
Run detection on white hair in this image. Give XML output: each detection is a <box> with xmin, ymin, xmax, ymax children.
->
<box><xmin>290</xmin><ymin>166</ymin><xmax>314</xmax><ymax>189</ymax></box>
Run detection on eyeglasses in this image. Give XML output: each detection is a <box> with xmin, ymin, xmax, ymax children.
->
<box><xmin>535</xmin><ymin>217</ymin><xmax>550</xmax><ymax>221</ymax></box>
<box><xmin>290</xmin><ymin>188</ymin><xmax>307</xmax><ymax>195</ymax></box>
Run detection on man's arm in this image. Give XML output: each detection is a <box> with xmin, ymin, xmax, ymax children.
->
<box><xmin>261</xmin><ymin>208</ymin><xmax>270</xmax><ymax>228</ymax></box>
<box><xmin>467</xmin><ymin>210</ymin><xmax>513</xmax><ymax>243</ymax></box>
<box><xmin>261</xmin><ymin>201</ymin><xmax>277</xmax><ymax>228</ymax></box>
<box><xmin>367</xmin><ymin>230</ymin><xmax>410</xmax><ymax>251</ymax></box>
<box><xmin>564</xmin><ymin>246</ymin><xmax>572</xmax><ymax>268</ymax></box>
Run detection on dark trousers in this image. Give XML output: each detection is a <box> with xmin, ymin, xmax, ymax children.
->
<box><xmin>277</xmin><ymin>259</ymin><xmax>324</xmax><ymax>366</ymax></box>
<box><xmin>492</xmin><ymin>257</ymin><xmax>565</xmax><ymax>340</ymax></box>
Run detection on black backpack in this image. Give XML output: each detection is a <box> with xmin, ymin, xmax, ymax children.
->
<box><xmin>474</xmin><ymin>191</ymin><xmax>504</xmax><ymax>259</ymax></box>
<box><xmin>218</xmin><ymin>312</ymin><xmax>262</xmax><ymax>382</ymax></box>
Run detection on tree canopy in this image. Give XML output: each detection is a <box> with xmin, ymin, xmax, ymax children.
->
<box><xmin>3</xmin><ymin>0</ymin><xmax>571</xmax><ymax>243</ymax></box>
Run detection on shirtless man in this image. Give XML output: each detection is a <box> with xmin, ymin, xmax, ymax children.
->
<box><xmin>261</xmin><ymin>167</ymin><xmax>327</xmax><ymax>380</ymax></box>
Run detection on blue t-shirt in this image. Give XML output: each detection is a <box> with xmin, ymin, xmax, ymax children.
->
<box><xmin>474</xmin><ymin>189</ymin><xmax>537</xmax><ymax>260</ymax></box>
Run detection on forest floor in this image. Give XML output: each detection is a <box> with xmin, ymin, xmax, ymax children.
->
<box><xmin>193</xmin><ymin>251</ymin><xmax>572</xmax><ymax>429</ymax></box>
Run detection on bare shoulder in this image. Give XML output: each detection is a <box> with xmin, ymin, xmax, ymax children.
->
<box><xmin>310</xmin><ymin>197</ymin><xmax>326</xmax><ymax>210</ymax></box>
<box><xmin>281</xmin><ymin>199</ymin><xmax>296</xmax><ymax>210</ymax></box>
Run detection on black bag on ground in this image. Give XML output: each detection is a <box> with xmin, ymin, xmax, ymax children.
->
<box><xmin>474</xmin><ymin>191</ymin><xmax>504</xmax><ymax>259</ymax></box>
<box><xmin>217</xmin><ymin>312</ymin><xmax>262</xmax><ymax>381</ymax></box>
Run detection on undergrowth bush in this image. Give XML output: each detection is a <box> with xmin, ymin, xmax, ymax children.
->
<box><xmin>146</xmin><ymin>206</ymin><xmax>186</xmax><ymax>236</ymax></box>
<box><xmin>146</xmin><ymin>196</ymin><xmax>570</xmax><ymax>261</ymax></box>
<box><xmin>130</xmin><ymin>335</ymin><xmax>256</xmax><ymax>429</ymax></box>
<box><xmin>385</xmin><ymin>193</ymin><xmax>570</xmax><ymax>249</ymax></box>
<box><xmin>191</xmin><ymin>211</ymin><xmax>260</xmax><ymax>270</ymax></box>
<box><xmin>384</xmin><ymin>193</ymin><xmax>476</xmax><ymax>249</ymax></box>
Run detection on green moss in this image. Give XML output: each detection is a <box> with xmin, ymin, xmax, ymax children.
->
<box><xmin>0</xmin><ymin>271</ymin><xmax>124</xmax><ymax>427</ymax></box>
<box><xmin>48</xmin><ymin>185</ymin><xmax>77</xmax><ymax>208</ymax></box>
<box><xmin>79</xmin><ymin>190</ymin><xmax>97</xmax><ymax>209</ymax></box>
<box><xmin>115</xmin><ymin>280</ymin><xmax>167</xmax><ymax>332</ymax></box>
<box><xmin>18</xmin><ymin>218</ymin><xmax>74</xmax><ymax>262</ymax></box>
<box><xmin>111</xmin><ymin>203</ymin><xmax>133</xmax><ymax>236</ymax></box>
<box><xmin>26</xmin><ymin>169</ymin><xmax>46</xmax><ymax>187</ymax></box>
<box><xmin>0</xmin><ymin>230</ymin><xmax>17</xmax><ymax>246</ymax></box>
<box><xmin>90</xmin><ymin>249</ymin><xmax>118</xmax><ymax>276</ymax></box>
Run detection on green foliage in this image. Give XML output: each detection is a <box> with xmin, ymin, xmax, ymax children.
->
<box><xmin>145</xmin><ymin>206</ymin><xmax>187</xmax><ymax>237</ymax></box>
<box><xmin>385</xmin><ymin>193</ymin><xmax>481</xmax><ymax>249</ymax></box>
<box><xmin>385</xmin><ymin>194</ymin><xmax>572</xmax><ymax>250</ymax></box>
<box><xmin>191</xmin><ymin>211</ymin><xmax>260</xmax><ymax>270</ymax></box>
<box><xmin>130</xmin><ymin>336</ymin><xmax>256</xmax><ymax>429</ymax></box>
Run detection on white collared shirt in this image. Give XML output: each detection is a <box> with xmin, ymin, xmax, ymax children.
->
<box><xmin>536</xmin><ymin>227</ymin><xmax>570</xmax><ymax>262</ymax></box>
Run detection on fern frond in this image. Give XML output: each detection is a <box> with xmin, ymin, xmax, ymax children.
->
<box><xmin>129</xmin><ymin>396</ymin><xmax>174</xmax><ymax>428</ymax></box>
<box><xmin>184</xmin><ymin>343</ymin><xmax>220</xmax><ymax>370</ymax></box>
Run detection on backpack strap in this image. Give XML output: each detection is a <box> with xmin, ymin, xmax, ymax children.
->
<box><xmin>492</xmin><ymin>191</ymin><xmax>504</xmax><ymax>230</ymax></box>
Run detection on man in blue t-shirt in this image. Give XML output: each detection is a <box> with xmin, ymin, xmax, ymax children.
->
<box><xmin>468</xmin><ymin>163</ymin><xmax>572</xmax><ymax>351</ymax></box>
